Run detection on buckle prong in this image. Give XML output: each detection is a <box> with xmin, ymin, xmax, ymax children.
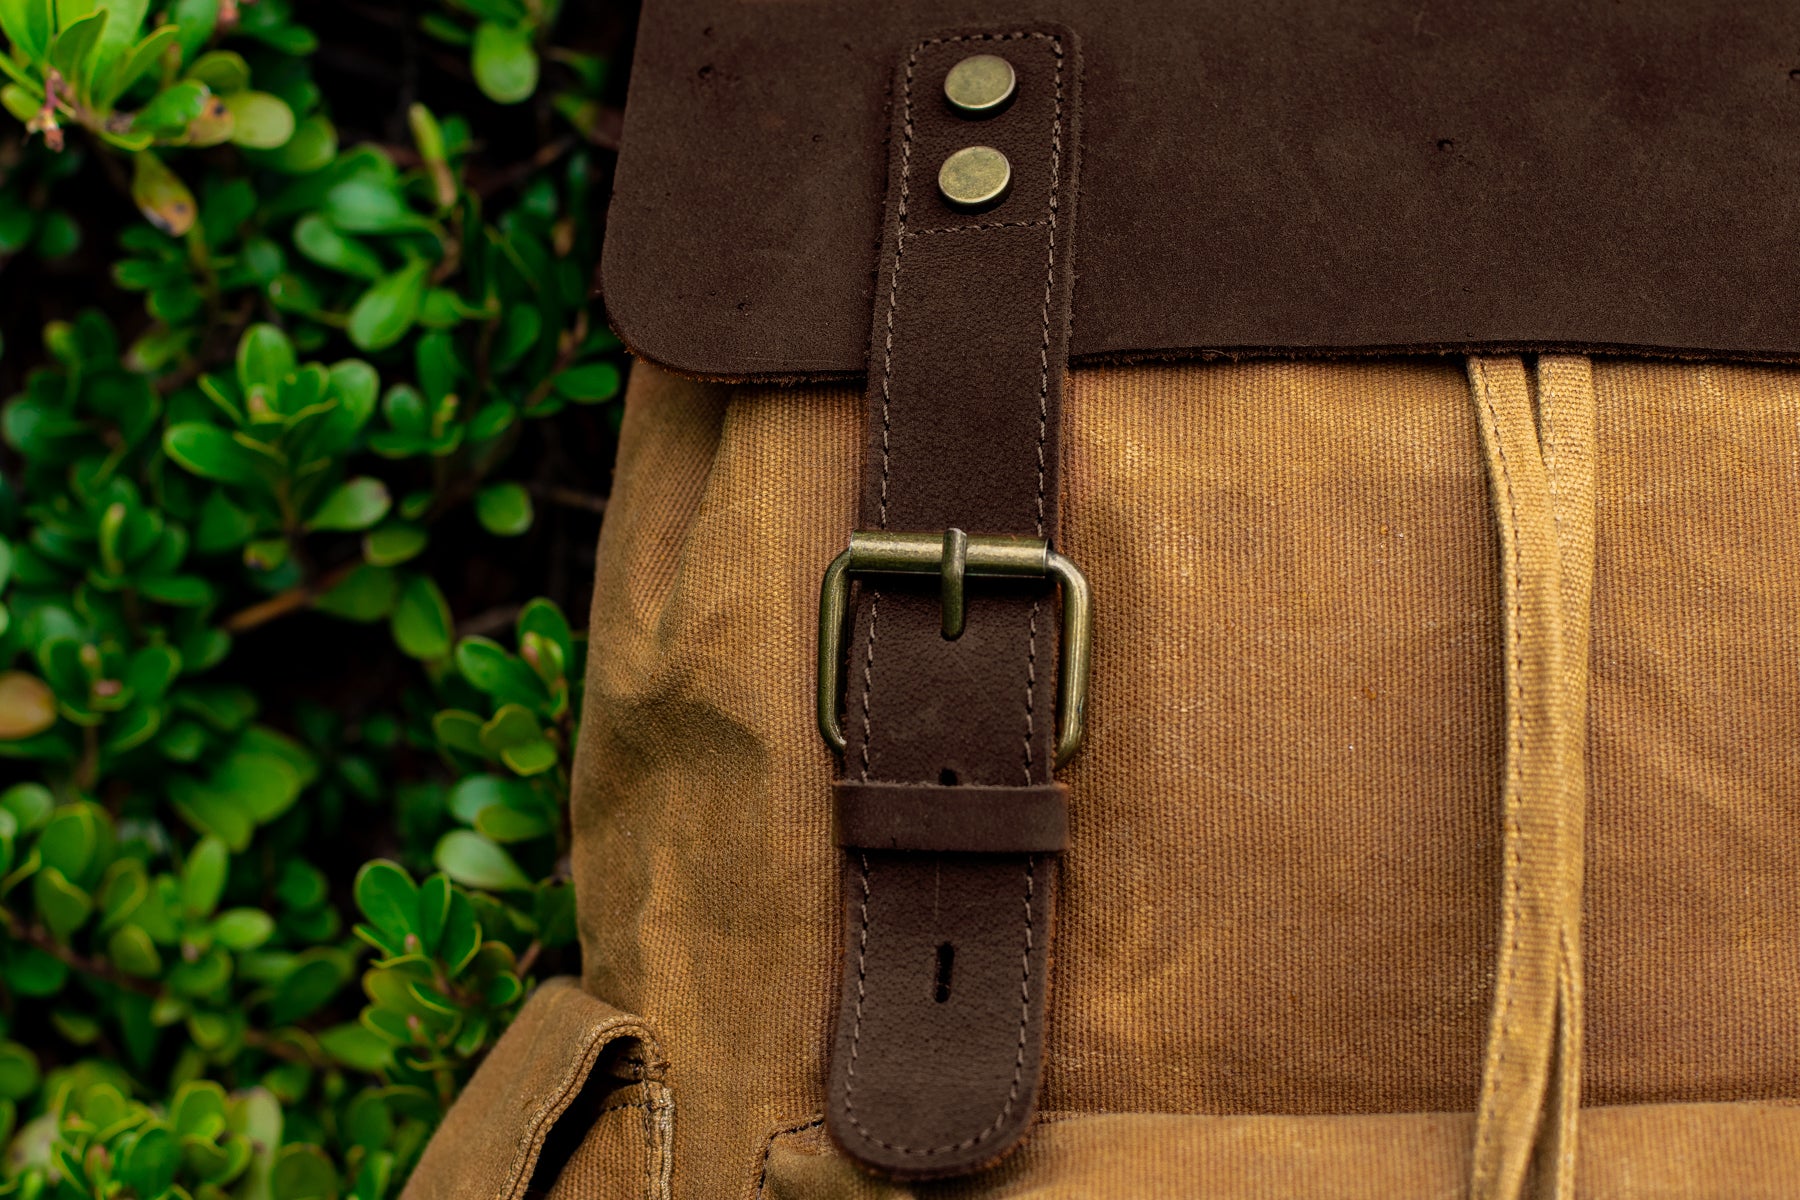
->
<box><xmin>940</xmin><ymin>527</ymin><xmax>969</xmax><ymax>639</ymax></box>
<box><xmin>817</xmin><ymin>529</ymin><xmax>1092</xmax><ymax>767</ymax></box>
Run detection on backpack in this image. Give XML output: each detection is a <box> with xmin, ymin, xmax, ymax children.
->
<box><xmin>402</xmin><ymin>2</ymin><xmax>1800</xmax><ymax>1196</ymax></box>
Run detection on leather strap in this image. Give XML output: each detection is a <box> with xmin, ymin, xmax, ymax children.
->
<box><xmin>823</xmin><ymin>25</ymin><xmax>1082</xmax><ymax>1180</ymax></box>
<box><xmin>835</xmin><ymin>782</ymin><xmax>1069</xmax><ymax>853</ymax></box>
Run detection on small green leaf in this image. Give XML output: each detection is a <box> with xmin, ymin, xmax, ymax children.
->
<box><xmin>323</xmin><ymin>178</ymin><xmax>429</xmax><ymax>235</ymax></box>
<box><xmin>107</xmin><ymin>923</ymin><xmax>163</xmax><ymax>976</ymax></box>
<box><xmin>48</xmin><ymin>9</ymin><xmax>106</xmax><ymax>82</ymax></box>
<box><xmin>0</xmin><ymin>1041</ymin><xmax>39</xmax><ymax>1102</ymax></box>
<box><xmin>212</xmin><ymin>748</ymin><xmax>304</xmax><ymax>822</ymax></box>
<box><xmin>308</xmin><ymin>477</ymin><xmax>391</xmax><ymax>532</ymax></box>
<box><xmin>391</xmin><ymin>574</ymin><xmax>453</xmax><ymax>660</ymax></box>
<box><xmin>164</xmin><ymin>423</ymin><xmax>266</xmax><ymax>485</ymax></box>
<box><xmin>132</xmin><ymin>78</ymin><xmax>209</xmax><ymax>136</ymax></box>
<box><xmin>33</xmin><ymin>866</ymin><xmax>93</xmax><ymax>938</ymax></box>
<box><xmin>500</xmin><ymin>738</ymin><xmax>558</xmax><ymax>777</ymax></box>
<box><xmin>0</xmin><ymin>0</ymin><xmax>53</xmax><ymax>63</ymax></box>
<box><xmin>318</xmin><ymin>1024</ymin><xmax>393</xmax><ymax>1072</ymax></box>
<box><xmin>271</xmin><ymin>1143</ymin><xmax>339</xmax><ymax>1200</ymax></box>
<box><xmin>476</xmin><ymin>802</ymin><xmax>554</xmax><ymax>841</ymax></box>
<box><xmin>260</xmin><ymin>112</ymin><xmax>338</xmax><ymax>173</ymax></box>
<box><xmin>553</xmin><ymin>361</ymin><xmax>622</xmax><ymax>403</ymax></box>
<box><xmin>96</xmin><ymin>859</ymin><xmax>148</xmax><ymax>928</ymax></box>
<box><xmin>446</xmin><ymin>773</ymin><xmax>532</xmax><ymax>824</ymax></box>
<box><xmin>223</xmin><ymin>90</ymin><xmax>295</xmax><ymax>148</ymax></box>
<box><xmin>238</xmin><ymin>323</ymin><xmax>296</xmax><ymax>392</ymax></box>
<box><xmin>416</xmin><ymin>873</ymin><xmax>452</xmax><ymax>952</ymax></box>
<box><xmin>184</xmin><ymin>48</ymin><xmax>250</xmax><ymax>91</ymax></box>
<box><xmin>36</xmin><ymin>802</ymin><xmax>102</xmax><ymax>881</ymax></box>
<box><xmin>117</xmin><ymin>1125</ymin><xmax>180</xmax><ymax>1197</ymax></box>
<box><xmin>456</xmin><ymin>638</ymin><xmax>548</xmax><ymax>707</ymax></box>
<box><xmin>433</xmin><ymin>830</ymin><xmax>532</xmax><ymax>892</ymax></box>
<box><xmin>5</xmin><ymin>945</ymin><xmax>68</xmax><ymax>995</ymax></box>
<box><xmin>267</xmin><ymin>952</ymin><xmax>346</xmax><ymax>1025</ymax></box>
<box><xmin>1</xmin><ymin>83</ymin><xmax>38</xmax><ymax>125</ymax></box>
<box><xmin>479</xmin><ymin>703</ymin><xmax>542</xmax><ymax>752</ymax></box>
<box><xmin>313</xmin><ymin>563</ymin><xmax>399</xmax><ymax>622</ymax></box>
<box><xmin>1</xmin><ymin>782</ymin><xmax>54</xmax><ymax>831</ymax></box>
<box><xmin>362</xmin><ymin>521</ymin><xmax>427</xmax><ymax>566</ymax></box>
<box><xmin>292</xmin><ymin>213</ymin><xmax>385</xmax><ymax>280</ymax></box>
<box><xmin>213</xmin><ymin>907</ymin><xmax>274</xmax><ymax>950</ymax></box>
<box><xmin>347</xmin><ymin>259</ymin><xmax>430</xmax><ymax>352</ymax></box>
<box><xmin>105</xmin><ymin>23</ymin><xmax>180</xmax><ymax>105</ymax></box>
<box><xmin>439</xmin><ymin>890</ymin><xmax>480</xmax><ymax>976</ymax></box>
<box><xmin>432</xmin><ymin>709</ymin><xmax>486</xmax><ymax>757</ymax></box>
<box><xmin>181</xmin><ymin>835</ymin><xmax>228</xmax><ymax>918</ymax></box>
<box><xmin>131</xmin><ymin>152</ymin><xmax>197</xmax><ymax>237</ymax></box>
<box><xmin>475</xmin><ymin>482</ymin><xmax>533</xmax><ymax>537</ymax></box>
<box><xmin>32</xmin><ymin>208</ymin><xmax>77</xmax><ymax>257</ymax></box>
<box><xmin>354</xmin><ymin>860</ymin><xmax>418</xmax><ymax>943</ymax></box>
<box><xmin>472</xmin><ymin>21</ymin><xmax>538</xmax><ymax>105</ymax></box>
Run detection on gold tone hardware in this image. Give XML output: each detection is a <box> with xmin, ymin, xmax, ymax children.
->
<box><xmin>937</xmin><ymin>145</ymin><xmax>1012</xmax><ymax>211</ymax></box>
<box><xmin>944</xmin><ymin>53</ymin><xmax>1017</xmax><ymax>116</ymax></box>
<box><xmin>940</xmin><ymin>527</ymin><xmax>969</xmax><ymax>639</ymax></box>
<box><xmin>818</xmin><ymin>530</ymin><xmax>1092</xmax><ymax>767</ymax></box>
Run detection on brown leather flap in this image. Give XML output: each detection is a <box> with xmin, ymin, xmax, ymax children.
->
<box><xmin>602</xmin><ymin>0</ymin><xmax>1800</xmax><ymax>379</ymax></box>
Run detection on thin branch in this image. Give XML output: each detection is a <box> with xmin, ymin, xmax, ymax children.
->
<box><xmin>528</xmin><ymin>484</ymin><xmax>606</xmax><ymax>515</ymax></box>
<box><xmin>455</xmin><ymin>604</ymin><xmax>519</xmax><ymax>639</ymax></box>
<box><xmin>243</xmin><ymin>1027</ymin><xmax>332</xmax><ymax>1069</ymax></box>
<box><xmin>0</xmin><ymin>911</ymin><xmax>161</xmax><ymax>997</ymax></box>
<box><xmin>473</xmin><ymin>136</ymin><xmax>576</xmax><ymax>200</ymax></box>
<box><xmin>221</xmin><ymin>560</ymin><xmax>359</xmax><ymax>633</ymax></box>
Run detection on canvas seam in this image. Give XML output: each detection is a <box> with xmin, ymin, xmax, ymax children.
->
<box><xmin>497</xmin><ymin>1006</ymin><xmax>658</xmax><ymax>1200</ymax></box>
<box><xmin>754</xmin><ymin>1117</ymin><xmax>827</xmax><ymax>1198</ymax></box>
<box><xmin>1471</xmin><ymin>358</ymin><xmax>1528</xmax><ymax>1196</ymax></box>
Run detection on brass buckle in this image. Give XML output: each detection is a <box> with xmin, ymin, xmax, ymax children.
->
<box><xmin>817</xmin><ymin>529</ymin><xmax>1092</xmax><ymax>767</ymax></box>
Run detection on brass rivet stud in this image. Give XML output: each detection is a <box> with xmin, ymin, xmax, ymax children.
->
<box><xmin>944</xmin><ymin>53</ymin><xmax>1016</xmax><ymax>116</ymax></box>
<box><xmin>937</xmin><ymin>145</ymin><xmax>1011</xmax><ymax>211</ymax></box>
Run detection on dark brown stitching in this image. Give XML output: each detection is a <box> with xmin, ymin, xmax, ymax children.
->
<box><xmin>855</xmin><ymin>597</ymin><xmax>878</xmax><ymax>782</ymax></box>
<box><xmin>754</xmin><ymin>1117</ymin><xmax>826</xmax><ymax>1198</ymax></box>
<box><xmin>1021</xmin><ymin>31</ymin><xmax>1063</xmax><ymax>782</ymax></box>
<box><xmin>592</xmin><ymin>1101</ymin><xmax>650</xmax><ymax>1117</ymax></box>
<box><xmin>842</xmin><ymin>856</ymin><xmax>1039</xmax><ymax>1157</ymax></box>
<box><xmin>910</xmin><ymin>218</ymin><xmax>1054</xmax><ymax>236</ymax></box>
<box><xmin>1021</xmin><ymin>601</ymin><xmax>1041</xmax><ymax>784</ymax></box>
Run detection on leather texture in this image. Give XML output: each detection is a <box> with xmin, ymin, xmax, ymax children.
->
<box><xmin>835</xmin><ymin>782</ymin><xmax>1070</xmax><ymax>853</ymax></box>
<box><xmin>603</xmin><ymin>0</ymin><xmax>1800</xmax><ymax>378</ymax></box>
<box><xmin>823</xmin><ymin>26</ymin><xmax>1082</xmax><ymax>1180</ymax></box>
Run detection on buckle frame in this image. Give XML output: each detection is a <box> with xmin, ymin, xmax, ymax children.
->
<box><xmin>817</xmin><ymin>529</ymin><xmax>1092</xmax><ymax>767</ymax></box>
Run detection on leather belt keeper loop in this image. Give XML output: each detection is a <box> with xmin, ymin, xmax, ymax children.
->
<box><xmin>835</xmin><ymin>782</ymin><xmax>1069</xmax><ymax>853</ymax></box>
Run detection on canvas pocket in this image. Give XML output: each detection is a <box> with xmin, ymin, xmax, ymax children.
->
<box><xmin>402</xmin><ymin>977</ymin><xmax>671</xmax><ymax>1200</ymax></box>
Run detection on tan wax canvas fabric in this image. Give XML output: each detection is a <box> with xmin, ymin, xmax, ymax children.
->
<box><xmin>404</xmin><ymin>357</ymin><xmax>1800</xmax><ymax>1199</ymax></box>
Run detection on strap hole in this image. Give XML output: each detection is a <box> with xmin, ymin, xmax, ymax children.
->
<box><xmin>939</xmin><ymin>767</ymin><xmax>959</xmax><ymax>786</ymax></box>
<box><xmin>933</xmin><ymin>942</ymin><xmax>956</xmax><ymax>1003</ymax></box>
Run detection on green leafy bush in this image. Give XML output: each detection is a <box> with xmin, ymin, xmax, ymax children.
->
<box><xmin>0</xmin><ymin>2</ymin><xmax>625</xmax><ymax>1196</ymax></box>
